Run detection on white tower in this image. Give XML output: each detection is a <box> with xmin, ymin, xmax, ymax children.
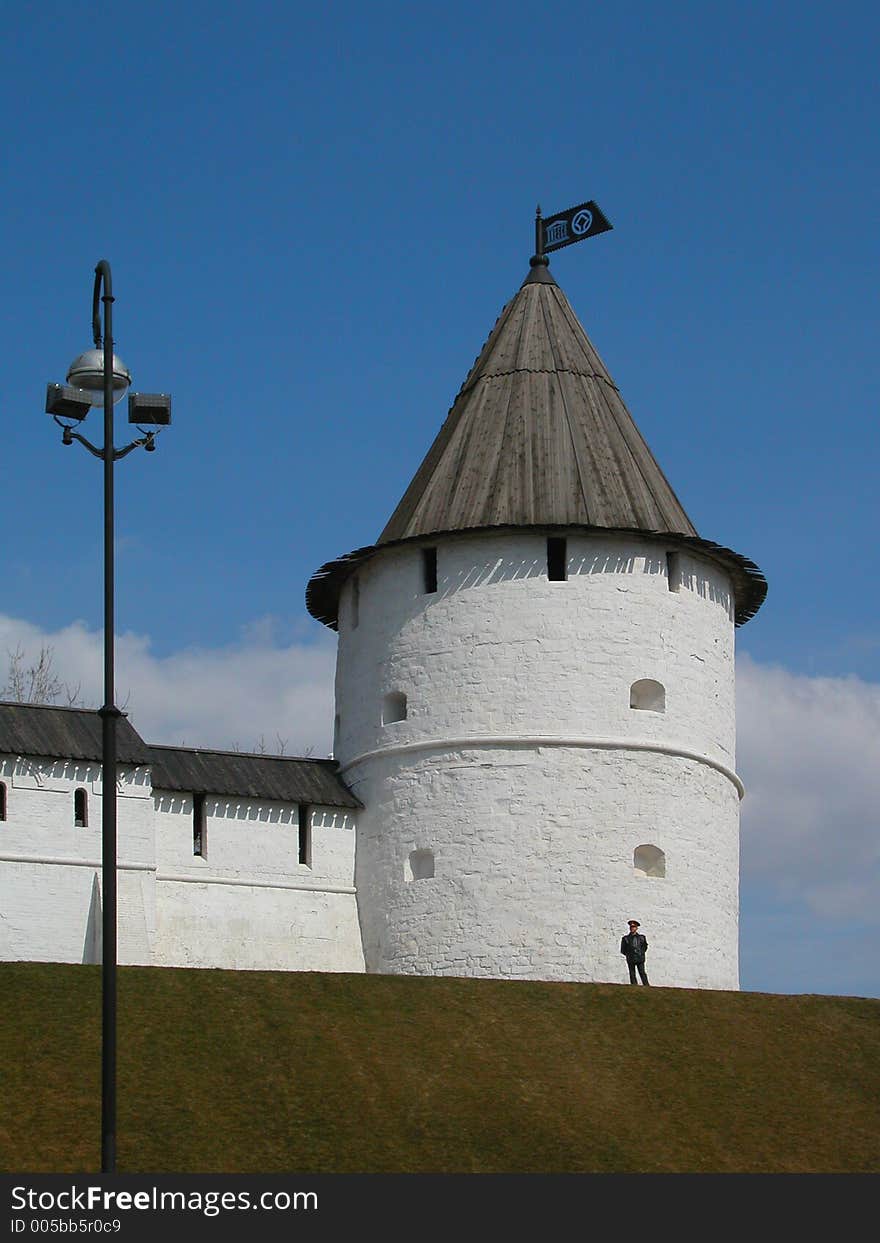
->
<box><xmin>307</xmin><ymin>251</ymin><xmax>766</xmax><ymax>990</ymax></box>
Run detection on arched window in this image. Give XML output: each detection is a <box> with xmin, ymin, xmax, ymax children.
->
<box><xmin>382</xmin><ymin>691</ymin><xmax>407</xmax><ymax>724</ymax></box>
<box><xmin>298</xmin><ymin>803</ymin><xmax>311</xmax><ymax>867</ymax></box>
<box><xmin>0</xmin><ymin>781</ymin><xmax>6</xmax><ymax>821</ymax></box>
<box><xmin>406</xmin><ymin>848</ymin><xmax>435</xmax><ymax>881</ymax></box>
<box><xmin>630</xmin><ymin>679</ymin><xmax>666</xmax><ymax>712</ymax></box>
<box><xmin>634</xmin><ymin>844</ymin><xmax>666</xmax><ymax>878</ymax></box>
<box><xmin>74</xmin><ymin>788</ymin><xmax>88</xmax><ymax>828</ymax></box>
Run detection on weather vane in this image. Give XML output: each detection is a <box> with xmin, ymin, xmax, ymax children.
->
<box><xmin>532</xmin><ymin>199</ymin><xmax>613</xmax><ymax>265</ymax></box>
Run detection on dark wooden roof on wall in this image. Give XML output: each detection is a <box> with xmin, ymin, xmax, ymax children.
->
<box><xmin>149</xmin><ymin>746</ymin><xmax>361</xmax><ymax>808</ymax></box>
<box><xmin>0</xmin><ymin>701</ymin><xmax>152</xmax><ymax>765</ymax></box>
<box><xmin>0</xmin><ymin>701</ymin><xmax>360</xmax><ymax>808</ymax></box>
<box><xmin>306</xmin><ymin>262</ymin><xmax>767</xmax><ymax>629</ymax></box>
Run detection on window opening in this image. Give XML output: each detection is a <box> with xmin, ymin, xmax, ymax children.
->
<box><xmin>298</xmin><ymin>803</ymin><xmax>312</xmax><ymax>866</ymax></box>
<box><xmin>382</xmin><ymin>691</ymin><xmax>407</xmax><ymax>724</ymax></box>
<box><xmin>634</xmin><ymin>844</ymin><xmax>666</xmax><ymax>878</ymax></box>
<box><xmin>74</xmin><ymin>787</ymin><xmax>88</xmax><ymax>828</ymax></box>
<box><xmin>422</xmin><ymin>546</ymin><xmax>438</xmax><ymax>593</ymax></box>
<box><xmin>406</xmin><ymin>848</ymin><xmax>435</xmax><ymax>881</ymax></box>
<box><xmin>193</xmin><ymin>792</ymin><xmax>206</xmax><ymax>857</ymax></box>
<box><xmin>667</xmin><ymin>551</ymin><xmax>681</xmax><ymax>593</ymax></box>
<box><xmin>547</xmin><ymin>537</ymin><xmax>567</xmax><ymax>581</ymax></box>
<box><xmin>630</xmin><ymin>679</ymin><xmax>666</xmax><ymax>712</ymax></box>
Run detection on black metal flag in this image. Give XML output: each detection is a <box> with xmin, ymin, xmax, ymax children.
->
<box><xmin>539</xmin><ymin>200</ymin><xmax>613</xmax><ymax>254</ymax></box>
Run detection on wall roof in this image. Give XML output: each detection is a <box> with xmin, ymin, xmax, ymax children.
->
<box><xmin>0</xmin><ymin>702</ymin><xmax>359</xmax><ymax>809</ymax></box>
<box><xmin>0</xmin><ymin>701</ymin><xmax>152</xmax><ymax>765</ymax></box>
<box><xmin>148</xmin><ymin>745</ymin><xmax>361</xmax><ymax>808</ymax></box>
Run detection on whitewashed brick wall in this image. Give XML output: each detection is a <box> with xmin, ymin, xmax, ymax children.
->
<box><xmin>2</xmin><ymin>523</ymin><xmax>742</xmax><ymax>989</ymax></box>
<box><xmin>0</xmin><ymin>758</ymin><xmax>155</xmax><ymax>965</ymax></box>
<box><xmin>0</xmin><ymin>753</ymin><xmax>364</xmax><ymax>974</ymax></box>
<box><xmin>335</xmin><ymin>529</ymin><xmax>741</xmax><ymax>989</ymax></box>
<box><xmin>152</xmin><ymin>796</ymin><xmax>364</xmax><ymax>972</ymax></box>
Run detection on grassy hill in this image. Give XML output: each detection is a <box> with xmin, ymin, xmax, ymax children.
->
<box><xmin>2</xmin><ymin>961</ymin><xmax>877</xmax><ymax>1174</ymax></box>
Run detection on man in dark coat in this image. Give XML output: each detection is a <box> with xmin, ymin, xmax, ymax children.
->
<box><xmin>620</xmin><ymin>919</ymin><xmax>649</xmax><ymax>985</ymax></box>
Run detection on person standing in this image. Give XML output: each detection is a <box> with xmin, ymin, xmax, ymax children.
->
<box><xmin>620</xmin><ymin>919</ymin><xmax>649</xmax><ymax>985</ymax></box>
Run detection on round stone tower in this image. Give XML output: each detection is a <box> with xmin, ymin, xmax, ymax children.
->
<box><xmin>307</xmin><ymin>252</ymin><xmax>766</xmax><ymax>990</ymax></box>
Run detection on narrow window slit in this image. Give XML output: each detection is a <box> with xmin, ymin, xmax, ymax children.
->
<box><xmin>667</xmin><ymin>551</ymin><xmax>681</xmax><ymax>593</ymax></box>
<box><xmin>422</xmin><ymin>546</ymin><xmax>438</xmax><ymax>594</ymax></box>
<box><xmin>193</xmin><ymin>792</ymin><xmax>206</xmax><ymax>857</ymax></box>
<box><xmin>547</xmin><ymin>537</ymin><xmax>567</xmax><ymax>581</ymax></box>
<box><xmin>74</xmin><ymin>787</ymin><xmax>88</xmax><ymax>828</ymax></box>
<box><xmin>351</xmin><ymin>575</ymin><xmax>360</xmax><ymax>628</ymax></box>
<box><xmin>298</xmin><ymin>803</ymin><xmax>311</xmax><ymax>866</ymax></box>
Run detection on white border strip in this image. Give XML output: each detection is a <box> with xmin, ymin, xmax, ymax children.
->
<box><xmin>0</xmin><ymin>852</ymin><xmax>153</xmax><ymax>872</ymax></box>
<box><xmin>341</xmin><ymin>735</ymin><xmax>744</xmax><ymax>799</ymax></box>
<box><xmin>157</xmin><ymin>872</ymin><xmax>356</xmax><ymax>894</ymax></box>
<box><xmin>0</xmin><ymin>853</ymin><xmax>356</xmax><ymax>894</ymax></box>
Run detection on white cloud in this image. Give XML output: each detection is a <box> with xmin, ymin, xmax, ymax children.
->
<box><xmin>737</xmin><ymin>653</ymin><xmax>880</xmax><ymax>922</ymax></box>
<box><xmin>0</xmin><ymin>613</ymin><xmax>337</xmax><ymax>757</ymax></box>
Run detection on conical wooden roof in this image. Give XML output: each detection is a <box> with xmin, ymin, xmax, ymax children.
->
<box><xmin>379</xmin><ymin>264</ymin><xmax>698</xmax><ymax>541</ymax></box>
<box><xmin>307</xmin><ymin>261</ymin><xmax>766</xmax><ymax>629</ymax></box>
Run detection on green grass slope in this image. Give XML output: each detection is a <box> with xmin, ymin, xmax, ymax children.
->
<box><xmin>2</xmin><ymin>962</ymin><xmax>877</xmax><ymax>1174</ymax></box>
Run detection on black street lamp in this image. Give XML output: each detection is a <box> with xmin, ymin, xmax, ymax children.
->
<box><xmin>45</xmin><ymin>261</ymin><xmax>171</xmax><ymax>1174</ymax></box>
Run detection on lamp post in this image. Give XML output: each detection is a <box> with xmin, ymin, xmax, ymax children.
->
<box><xmin>46</xmin><ymin>261</ymin><xmax>171</xmax><ymax>1174</ymax></box>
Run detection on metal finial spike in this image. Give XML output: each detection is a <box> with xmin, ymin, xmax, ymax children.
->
<box><xmin>535</xmin><ymin>203</ymin><xmax>542</xmax><ymax>217</ymax></box>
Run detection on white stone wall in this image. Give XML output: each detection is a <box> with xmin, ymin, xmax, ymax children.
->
<box><xmin>334</xmin><ymin>529</ymin><xmax>741</xmax><ymax>989</ymax></box>
<box><xmin>0</xmin><ymin>754</ymin><xmax>364</xmax><ymax>974</ymax></box>
<box><xmin>0</xmin><ymin>756</ymin><xmax>155</xmax><ymax>965</ymax></box>
<box><xmin>152</xmin><ymin>796</ymin><xmax>364</xmax><ymax>972</ymax></box>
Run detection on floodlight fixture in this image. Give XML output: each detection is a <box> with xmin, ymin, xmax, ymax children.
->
<box><xmin>45</xmin><ymin>382</ymin><xmax>93</xmax><ymax>421</ymax></box>
<box><xmin>128</xmin><ymin>392</ymin><xmax>171</xmax><ymax>425</ymax></box>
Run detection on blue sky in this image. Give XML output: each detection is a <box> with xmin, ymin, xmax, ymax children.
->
<box><xmin>2</xmin><ymin>1</ymin><xmax>878</xmax><ymax>998</ymax></box>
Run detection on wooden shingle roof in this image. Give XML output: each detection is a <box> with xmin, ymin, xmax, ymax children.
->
<box><xmin>0</xmin><ymin>702</ymin><xmax>359</xmax><ymax>809</ymax></box>
<box><xmin>307</xmin><ymin>262</ymin><xmax>767</xmax><ymax>629</ymax></box>
<box><xmin>148</xmin><ymin>745</ymin><xmax>361</xmax><ymax>808</ymax></box>
<box><xmin>0</xmin><ymin>701</ymin><xmax>152</xmax><ymax>765</ymax></box>
<box><xmin>380</xmin><ymin>265</ymin><xmax>697</xmax><ymax>540</ymax></box>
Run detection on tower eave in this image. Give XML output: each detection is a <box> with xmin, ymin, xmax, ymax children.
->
<box><xmin>306</xmin><ymin>524</ymin><xmax>767</xmax><ymax>632</ymax></box>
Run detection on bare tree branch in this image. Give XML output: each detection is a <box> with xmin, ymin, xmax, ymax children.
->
<box><xmin>3</xmin><ymin>644</ymin><xmax>84</xmax><ymax>707</ymax></box>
